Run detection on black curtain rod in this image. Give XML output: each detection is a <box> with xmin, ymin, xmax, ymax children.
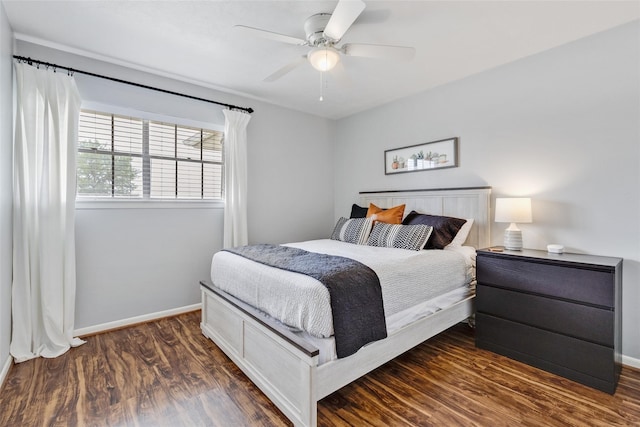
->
<box><xmin>13</xmin><ymin>55</ymin><xmax>254</xmax><ymax>114</ymax></box>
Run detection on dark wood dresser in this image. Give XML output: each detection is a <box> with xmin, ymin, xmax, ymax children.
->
<box><xmin>475</xmin><ymin>248</ymin><xmax>622</xmax><ymax>394</ymax></box>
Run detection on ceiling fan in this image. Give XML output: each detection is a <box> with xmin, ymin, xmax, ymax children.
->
<box><xmin>235</xmin><ymin>0</ymin><xmax>415</xmax><ymax>83</ymax></box>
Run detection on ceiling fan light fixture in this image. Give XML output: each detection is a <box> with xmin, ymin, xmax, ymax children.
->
<box><xmin>308</xmin><ymin>46</ymin><xmax>340</xmax><ymax>72</ymax></box>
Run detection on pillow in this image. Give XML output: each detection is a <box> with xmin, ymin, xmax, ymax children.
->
<box><xmin>402</xmin><ymin>211</ymin><xmax>467</xmax><ymax>250</ymax></box>
<box><xmin>350</xmin><ymin>204</ymin><xmax>368</xmax><ymax>218</ymax></box>
<box><xmin>366</xmin><ymin>223</ymin><xmax>433</xmax><ymax>251</ymax></box>
<box><xmin>446</xmin><ymin>218</ymin><xmax>474</xmax><ymax>247</ymax></box>
<box><xmin>330</xmin><ymin>217</ymin><xmax>373</xmax><ymax>245</ymax></box>
<box><xmin>366</xmin><ymin>203</ymin><xmax>405</xmax><ymax>224</ymax></box>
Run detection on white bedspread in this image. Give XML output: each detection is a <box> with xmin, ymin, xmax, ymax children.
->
<box><xmin>210</xmin><ymin>239</ymin><xmax>473</xmax><ymax>339</ymax></box>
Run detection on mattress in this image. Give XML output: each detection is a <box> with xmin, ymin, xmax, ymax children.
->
<box><xmin>210</xmin><ymin>239</ymin><xmax>474</xmax><ymax>339</ymax></box>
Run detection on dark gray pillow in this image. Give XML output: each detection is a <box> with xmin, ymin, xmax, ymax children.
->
<box><xmin>402</xmin><ymin>211</ymin><xmax>467</xmax><ymax>249</ymax></box>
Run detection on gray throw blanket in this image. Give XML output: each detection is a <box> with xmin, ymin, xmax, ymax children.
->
<box><xmin>224</xmin><ymin>244</ymin><xmax>387</xmax><ymax>358</ymax></box>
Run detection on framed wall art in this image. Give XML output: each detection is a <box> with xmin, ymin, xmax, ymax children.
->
<box><xmin>385</xmin><ymin>137</ymin><xmax>458</xmax><ymax>175</ymax></box>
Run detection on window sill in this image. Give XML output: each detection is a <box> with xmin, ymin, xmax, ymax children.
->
<box><xmin>76</xmin><ymin>199</ymin><xmax>225</xmax><ymax>210</ymax></box>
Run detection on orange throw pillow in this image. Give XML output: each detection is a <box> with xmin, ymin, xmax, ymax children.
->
<box><xmin>366</xmin><ymin>203</ymin><xmax>405</xmax><ymax>224</ymax></box>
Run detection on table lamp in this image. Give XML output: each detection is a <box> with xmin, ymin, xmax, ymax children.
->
<box><xmin>495</xmin><ymin>197</ymin><xmax>532</xmax><ymax>250</ymax></box>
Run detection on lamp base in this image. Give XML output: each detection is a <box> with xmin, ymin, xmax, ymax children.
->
<box><xmin>503</xmin><ymin>229</ymin><xmax>523</xmax><ymax>250</ymax></box>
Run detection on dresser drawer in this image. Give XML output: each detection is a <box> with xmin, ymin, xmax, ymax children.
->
<box><xmin>476</xmin><ymin>285</ymin><xmax>614</xmax><ymax>347</ymax></box>
<box><xmin>476</xmin><ymin>313</ymin><xmax>616</xmax><ymax>386</ymax></box>
<box><xmin>477</xmin><ymin>256</ymin><xmax>614</xmax><ymax>307</ymax></box>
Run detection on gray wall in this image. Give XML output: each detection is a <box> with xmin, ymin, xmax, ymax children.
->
<box><xmin>15</xmin><ymin>41</ymin><xmax>334</xmax><ymax>330</ymax></box>
<box><xmin>334</xmin><ymin>21</ymin><xmax>640</xmax><ymax>361</ymax></box>
<box><xmin>0</xmin><ymin>3</ymin><xmax>13</xmax><ymax>374</ymax></box>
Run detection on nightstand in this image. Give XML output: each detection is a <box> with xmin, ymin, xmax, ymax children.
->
<box><xmin>475</xmin><ymin>248</ymin><xmax>622</xmax><ymax>394</ymax></box>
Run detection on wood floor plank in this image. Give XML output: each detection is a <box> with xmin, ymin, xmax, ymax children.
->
<box><xmin>0</xmin><ymin>311</ymin><xmax>638</xmax><ymax>426</ymax></box>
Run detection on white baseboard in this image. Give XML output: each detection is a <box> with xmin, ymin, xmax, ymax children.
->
<box><xmin>0</xmin><ymin>354</ymin><xmax>12</xmax><ymax>390</ymax></box>
<box><xmin>622</xmin><ymin>355</ymin><xmax>640</xmax><ymax>370</ymax></box>
<box><xmin>74</xmin><ymin>303</ymin><xmax>201</xmax><ymax>337</ymax></box>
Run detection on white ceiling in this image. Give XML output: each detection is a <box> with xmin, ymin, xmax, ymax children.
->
<box><xmin>3</xmin><ymin>1</ymin><xmax>639</xmax><ymax>119</ymax></box>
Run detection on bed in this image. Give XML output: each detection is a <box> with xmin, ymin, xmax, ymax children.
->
<box><xmin>200</xmin><ymin>187</ymin><xmax>491</xmax><ymax>427</ymax></box>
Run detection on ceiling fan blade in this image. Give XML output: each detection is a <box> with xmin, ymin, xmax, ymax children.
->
<box><xmin>323</xmin><ymin>0</ymin><xmax>366</xmax><ymax>41</ymax></box>
<box><xmin>263</xmin><ymin>56</ymin><xmax>308</xmax><ymax>82</ymax></box>
<box><xmin>234</xmin><ymin>25</ymin><xmax>306</xmax><ymax>46</ymax></box>
<box><xmin>343</xmin><ymin>43</ymin><xmax>415</xmax><ymax>61</ymax></box>
<box><xmin>331</xmin><ymin>61</ymin><xmax>352</xmax><ymax>86</ymax></box>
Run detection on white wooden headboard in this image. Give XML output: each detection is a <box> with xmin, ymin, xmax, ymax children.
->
<box><xmin>359</xmin><ymin>187</ymin><xmax>492</xmax><ymax>249</ymax></box>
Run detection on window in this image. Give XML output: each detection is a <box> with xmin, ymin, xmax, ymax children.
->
<box><xmin>77</xmin><ymin>110</ymin><xmax>223</xmax><ymax>200</ymax></box>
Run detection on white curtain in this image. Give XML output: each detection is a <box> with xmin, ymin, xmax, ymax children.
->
<box><xmin>223</xmin><ymin>109</ymin><xmax>251</xmax><ymax>248</ymax></box>
<box><xmin>11</xmin><ymin>63</ymin><xmax>85</xmax><ymax>362</ymax></box>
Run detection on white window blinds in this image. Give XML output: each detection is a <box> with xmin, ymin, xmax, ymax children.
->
<box><xmin>77</xmin><ymin>110</ymin><xmax>223</xmax><ymax>200</ymax></box>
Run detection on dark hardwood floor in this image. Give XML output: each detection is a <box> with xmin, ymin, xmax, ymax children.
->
<box><xmin>1</xmin><ymin>311</ymin><xmax>639</xmax><ymax>426</ymax></box>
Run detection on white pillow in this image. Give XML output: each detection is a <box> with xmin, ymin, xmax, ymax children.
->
<box><xmin>446</xmin><ymin>218</ymin><xmax>474</xmax><ymax>247</ymax></box>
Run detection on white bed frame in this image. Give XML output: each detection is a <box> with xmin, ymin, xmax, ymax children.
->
<box><xmin>201</xmin><ymin>187</ymin><xmax>491</xmax><ymax>427</ymax></box>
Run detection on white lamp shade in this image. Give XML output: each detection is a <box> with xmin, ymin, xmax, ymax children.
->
<box><xmin>495</xmin><ymin>198</ymin><xmax>532</xmax><ymax>224</ymax></box>
<box><xmin>308</xmin><ymin>46</ymin><xmax>341</xmax><ymax>72</ymax></box>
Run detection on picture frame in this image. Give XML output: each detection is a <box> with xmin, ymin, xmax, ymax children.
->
<box><xmin>384</xmin><ymin>137</ymin><xmax>458</xmax><ymax>175</ymax></box>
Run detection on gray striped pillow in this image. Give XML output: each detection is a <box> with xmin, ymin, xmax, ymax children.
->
<box><xmin>330</xmin><ymin>217</ymin><xmax>374</xmax><ymax>245</ymax></box>
<box><xmin>366</xmin><ymin>223</ymin><xmax>433</xmax><ymax>251</ymax></box>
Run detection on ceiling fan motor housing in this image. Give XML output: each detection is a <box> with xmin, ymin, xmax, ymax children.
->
<box><xmin>305</xmin><ymin>13</ymin><xmax>334</xmax><ymax>46</ymax></box>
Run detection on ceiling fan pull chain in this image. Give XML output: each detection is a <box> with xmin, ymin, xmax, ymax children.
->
<box><xmin>319</xmin><ymin>71</ymin><xmax>324</xmax><ymax>102</ymax></box>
